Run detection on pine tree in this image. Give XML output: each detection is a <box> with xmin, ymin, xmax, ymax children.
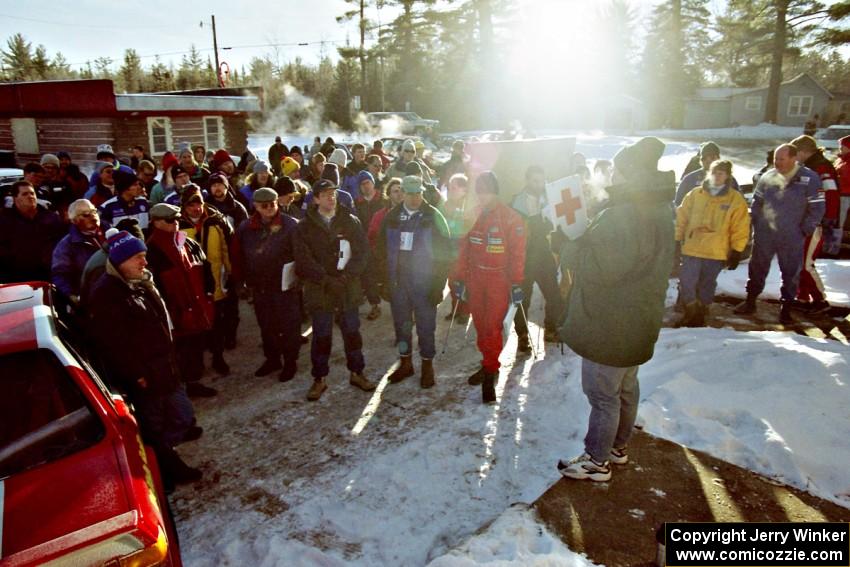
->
<box><xmin>119</xmin><ymin>49</ymin><xmax>144</xmax><ymax>93</ymax></box>
<box><xmin>93</xmin><ymin>56</ymin><xmax>114</xmax><ymax>80</ymax></box>
<box><xmin>1</xmin><ymin>33</ymin><xmax>33</xmax><ymax>81</ymax></box>
<box><xmin>325</xmin><ymin>52</ymin><xmax>358</xmax><ymax>130</ymax></box>
<box><xmin>51</xmin><ymin>53</ymin><xmax>75</xmax><ymax>79</ymax></box>
<box><xmin>337</xmin><ymin>0</ymin><xmax>374</xmax><ymax>111</ymax></box>
<box><xmin>31</xmin><ymin>45</ymin><xmax>51</xmax><ymax>80</ymax></box>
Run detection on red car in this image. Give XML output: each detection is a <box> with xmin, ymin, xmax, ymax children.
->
<box><xmin>0</xmin><ymin>283</ymin><xmax>181</xmax><ymax>566</ymax></box>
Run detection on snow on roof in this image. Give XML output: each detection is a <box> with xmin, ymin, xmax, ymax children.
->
<box><xmin>115</xmin><ymin>93</ymin><xmax>260</xmax><ymax>113</ymax></box>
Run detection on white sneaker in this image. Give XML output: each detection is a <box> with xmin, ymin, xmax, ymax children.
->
<box><xmin>557</xmin><ymin>453</ymin><xmax>611</xmax><ymax>482</ymax></box>
<box><xmin>610</xmin><ymin>446</ymin><xmax>629</xmax><ymax>465</ymax></box>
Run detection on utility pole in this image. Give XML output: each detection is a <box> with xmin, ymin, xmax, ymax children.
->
<box><xmin>211</xmin><ymin>14</ymin><xmax>221</xmax><ymax>86</ymax></box>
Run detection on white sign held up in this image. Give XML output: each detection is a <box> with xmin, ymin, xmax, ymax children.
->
<box><xmin>544</xmin><ymin>175</ymin><xmax>587</xmax><ymax>240</ymax></box>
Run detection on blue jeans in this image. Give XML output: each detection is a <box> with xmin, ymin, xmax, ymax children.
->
<box><xmin>581</xmin><ymin>358</ymin><xmax>639</xmax><ymax>463</ymax></box>
<box><xmin>390</xmin><ymin>280</ymin><xmax>437</xmax><ymax>359</ymax></box>
<box><xmin>310</xmin><ymin>308</ymin><xmax>365</xmax><ymax>379</ymax></box>
<box><xmin>746</xmin><ymin>232</ymin><xmax>804</xmax><ymax>302</ymax></box>
<box><xmin>135</xmin><ymin>384</ymin><xmax>194</xmax><ymax>449</ymax></box>
<box><xmin>679</xmin><ymin>255</ymin><xmax>725</xmax><ymax>305</ymax></box>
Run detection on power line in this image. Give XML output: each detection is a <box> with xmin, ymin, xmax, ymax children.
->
<box><xmin>0</xmin><ymin>12</ymin><xmax>175</xmax><ymax>29</ymax></box>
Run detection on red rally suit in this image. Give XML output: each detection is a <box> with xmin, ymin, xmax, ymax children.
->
<box><xmin>452</xmin><ymin>201</ymin><xmax>526</xmax><ymax>373</ymax></box>
<box><xmin>798</xmin><ymin>153</ymin><xmax>838</xmax><ymax>302</ymax></box>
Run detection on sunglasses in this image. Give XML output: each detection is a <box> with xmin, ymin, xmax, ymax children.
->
<box><xmin>403</xmin><ymin>149</ymin><xmax>415</xmax><ymax>154</ymax></box>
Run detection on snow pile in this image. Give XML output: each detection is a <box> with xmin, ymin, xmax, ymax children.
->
<box><xmin>641</xmin><ymin>124</ymin><xmax>802</xmax><ymax>141</ymax></box>
<box><xmin>640</xmin><ymin>328</ymin><xmax>850</xmax><ymax>505</ymax></box>
<box><xmin>427</xmin><ymin>505</ymin><xmax>596</xmax><ymax>567</ymax></box>
<box><xmin>715</xmin><ymin>258</ymin><xmax>850</xmax><ymax>307</ymax></box>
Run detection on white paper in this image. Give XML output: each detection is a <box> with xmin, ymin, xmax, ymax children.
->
<box><xmin>337</xmin><ymin>239</ymin><xmax>351</xmax><ymax>270</ymax></box>
<box><xmin>220</xmin><ymin>265</ymin><xmax>229</xmax><ymax>294</ymax></box>
<box><xmin>544</xmin><ymin>174</ymin><xmax>588</xmax><ymax>240</ymax></box>
<box><xmin>400</xmin><ymin>231</ymin><xmax>414</xmax><ymax>251</ymax></box>
<box><xmin>502</xmin><ymin>301</ymin><xmax>518</xmax><ymax>348</ymax></box>
<box><xmin>281</xmin><ymin>261</ymin><xmax>297</xmax><ymax>291</ymax></box>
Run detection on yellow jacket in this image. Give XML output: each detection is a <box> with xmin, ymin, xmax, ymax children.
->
<box><xmin>181</xmin><ymin>206</ymin><xmax>231</xmax><ymax>301</ymax></box>
<box><xmin>675</xmin><ymin>184</ymin><xmax>750</xmax><ymax>261</ymax></box>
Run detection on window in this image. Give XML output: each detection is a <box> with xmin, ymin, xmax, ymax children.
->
<box><xmin>0</xmin><ymin>349</ymin><xmax>104</xmax><ymax>479</ymax></box>
<box><xmin>203</xmin><ymin>116</ymin><xmax>224</xmax><ymax>150</ymax></box>
<box><xmin>787</xmin><ymin>95</ymin><xmax>813</xmax><ymax>117</ymax></box>
<box><xmin>10</xmin><ymin>118</ymin><xmax>39</xmax><ymax>154</ymax></box>
<box><xmin>147</xmin><ymin>116</ymin><xmax>172</xmax><ymax>156</ymax></box>
<box><xmin>745</xmin><ymin>96</ymin><xmax>761</xmax><ymax>111</ymax></box>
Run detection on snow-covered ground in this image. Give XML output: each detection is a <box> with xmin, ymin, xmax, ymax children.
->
<box><xmin>715</xmin><ymin>258</ymin><xmax>850</xmax><ymax>307</ymax></box>
<box><xmin>174</xmin><ymin>287</ymin><xmax>850</xmax><ymax>565</ymax></box>
<box><xmin>640</xmin><ymin>123</ymin><xmax>803</xmax><ymax>142</ymax></box>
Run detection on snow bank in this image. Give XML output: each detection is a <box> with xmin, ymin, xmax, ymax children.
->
<box><xmin>641</xmin><ymin>328</ymin><xmax>850</xmax><ymax>505</ymax></box>
<box><xmin>641</xmin><ymin>124</ymin><xmax>802</xmax><ymax>141</ymax></box>
<box><xmin>427</xmin><ymin>505</ymin><xmax>596</xmax><ymax>567</ymax></box>
<box><xmin>715</xmin><ymin>258</ymin><xmax>850</xmax><ymax>307</ymax></box>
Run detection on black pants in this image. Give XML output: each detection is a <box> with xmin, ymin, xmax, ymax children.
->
<box><xmin>209</xmin><ymin>290</ymin><xmax>239</xmax><ymax>355</ymax></box>
<box><xmin>175</xmin><ymin>333</ymin><xmax>207</xmax><ymax>383</ymax></box>
<box><xmin>253</xmin><ymin>288</ymin><xmax>301</xmax><ymax>366</ymax></box>
<box><xmin>514</xmin><ymin>254</ymin><xmax>564</xmax><ymax>336</ymax></box>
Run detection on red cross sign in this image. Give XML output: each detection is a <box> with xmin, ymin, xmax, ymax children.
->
<box><xmin>545</xmin><ymin>174</ymin><xmax>587</xmax><ymax>239</ymax></box>
<box><xmin>555</xmin><ymin>187</ymin><xmax>583</xmax><ymax>225</ymax></box>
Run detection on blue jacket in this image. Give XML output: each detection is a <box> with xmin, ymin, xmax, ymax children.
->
<box><xmin>51</xmin><ymin>223</ymin><xmax>107</xmax><ymax>299</ymax></box>
<box><xmin>375</xmin><ymin>203</ymin><xmax>452</xmax><ymax>300</ymax></box>
<box><xmin>675</xmin><ymin>169</ymin><xmax>740</xmax><ymax>206</ymax></box>
<box><xmin>98</xmin><ymin>195</ymin><xmax>151</xmax><ymax>231</ymax></box>
<box><xmin>231</xmin><ymin>212</ymin><xmax>298</xmax><ymax>294</ymax></box>
<box><xmin>751</xmin><ymin>166</ymin><xmax>824</xmax><ymax>241</ymax></box>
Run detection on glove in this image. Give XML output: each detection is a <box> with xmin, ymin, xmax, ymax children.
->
<box><xmin>452</xmin><ymin>280</ymin><xmax>466</xmax><ymax>301</ymax></box>
<box><xmin>726</xmin><ymin>249</ymin><xmax>743</xmax><ymax>270</ymax></box>
<box><xmin>511</xmin><ymin>284</ymin><xmax>524</xmax><ymax>305</ymax></box>
<box><xmin>549</xmin><ymin>227</ymin><xmax>568</xmax><ymax>255</ymax></box>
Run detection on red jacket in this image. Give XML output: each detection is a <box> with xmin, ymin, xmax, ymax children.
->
<box><xmin>834</xmin><ymin>155</ymin><xmax>850</xmax><ymax>197</ymax></box>
<box><xmin>805</xmin><ymin>152</ymin><xmax>839</xmax><ymax>221</ymax></box>
<box><xmin>451</xmin><ymin>201</ymin><xmax>526</xmax><ymax>285</ymax></box>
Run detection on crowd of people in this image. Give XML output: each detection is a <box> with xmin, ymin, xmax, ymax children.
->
<box><xmin>0</xmin><ymin>129</ymin><xmax>845</xmax><ymax>489</ymax></box>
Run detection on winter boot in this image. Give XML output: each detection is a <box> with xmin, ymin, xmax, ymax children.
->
<box><xmin>420</xmin><ymin>358</ymin><xmax>435</xmax><ymax>389</ymax></box>
<box><xmin>517</xmin><ymin>334</ymin><xmax>531</xmax><ymax>353</ymax></box>
<box><xmin>186</xmin><ymin>382</ymin><xmax>218</xmax><ymax>398</ymax></box>
<box><xmin>350</xmin><ymin>371</ymin><xmax>377</xmax><ymax>392</ymax></box>
<box><xmin>279</xmin><ymin>361</ymin><xmax>298</xmax><ymax>383</ymax></box>
<box><xmin>180</xmin><ymin>425</ymin><xmax>204</xmax><ymax>444</ymax></box>
<box><xmin>779</xmin><ymin>302</ymin><xmax>794</xmax><ymax>325</ymax></box>
<box><xmin>388</xmin><ymin>355</ymin><xmax>415</xmax><ymax>384</ymax></box>
<box><xmin>677</xmin><ymin>301</ymin><xmax>704</xmax><ymax>328</ymax></box>
<box><xmin>481</xmin><ymin>372</ymin><xmax>497</xmax><ymax>404</ymax></box>
<box><xmin>307</xmin><ymin>378</ymin><xmax>327</xmax><ymax>401</ymax></box>
<box><xmin>212</xmin><ymin>353</ymin><xmax>230</xmax><ymax>376</ymax></box>
<box><xmin>733</xmin><ymin>294</ymin><xmax>757</xmax><ymax>315</ymax></box>
<box><xmin>810</xmin><ymin>299</ymin><xmax>830</xmax><ymax>314</ymax></box>
<box><xmin>160</xmin><ymin>446</ymin><xmax>203</xmax><ymax>486</ymax></box>
<box><xmin>366</xmin><ymin>304</ymin><xmax>381</xmax><ymax>321</ymax></box>
<box><xmin>543</xmin><ymin>328</ymin><xmax>560</xmax><ymax>344</ymax></box>
<box><xmin>468</xmin><ymin>366</ymin><xmax>486</xmax><ymax>386</ymax></box>
<box><xmin>255</xmin><ymin>358</ymin><xmax>282</xmax><ymax>377</ymax></box>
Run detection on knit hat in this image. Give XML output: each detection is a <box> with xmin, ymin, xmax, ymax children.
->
<box><xmin>402</xmin><ymin>139</ymin><xmax>416</xmax><ymax>153</ymax></box>
<box><xmin>321</xmin><ymin>163</ymin><xmax>340</xmax><ymax>187</ymax></box>
<box><xmin>357</xmin><ymin>170</ymin><xmax>375</xmax><ymax>186</ymax></box>
<box><xmin>329</xmin><ymin>148</ymin><xmax>348</xmax><ymax>168</ymax></box>
<box><xmin>178</xmin><ymin>146</ymin><xmax>193</xmax><ymax>159</ymax></box>
<box><xmin>612</xmin><ymin>137</ymin><xmax>665</xmax><ymax>180</ymax></box>
<box><xmin>208</xmin><ymin>172</ymin><xmax>230</xmax><ymax>189</ymax></box>
<box><xmin>170</xmin><ymin>165</ymin><xmax>189</xmax><ymax>180</ymax></box>
<box><xmin>181</xmin><ymin>185</ymin><xmax>204</xmax><ymax>206</ymax></box>
<box><xmin>289</xmin><ymin>145</ymin><xmax>303</xmax><ymax>157</ymax></box>
<box><xmin>57</xmin><ymin>151</ymin><xmax>71</xmax><ymax>161</ymax></box>
<box><xmin>114</xmin><ymin>217</ymin><xmax>144</xmax><ymax>240</ymax></box>
<box><xmin>107</xmin><ymin>230</ymin><xmax>147</xmax><ymax>266</ymax></box>
<box><xmin>840</xmin><ymin>136</ymin><xmax>850</xmax><ymax>151</ymax></box>
<box><xmin>95</xmin><ymin>161</ymin><xmax>115</xmax><ymax>175</ymax></box>
<box><xmin>114</xmin><ymin>169</ymin><xmax>139</xmax><ymax>193</ymax></box>
<box><xmin>475</xmin><ymin>171</ymin><xmax>500</xmax><ymax>195</ymax></box>
<box><xmin>161</xmin><ymin>151</ymin><xmax>179</xmax><ymax>172</ymax></box>
<box><xmin>404</xmin><ymin>161</ymin><xmax>423</xmax><ymax>176</ymax></box>
<box><xmin>402</xmin><ymin>175</ymin><xmax>424</xmax><ymax>194</ymax></box>
<box><xmin>212</xmin><ymin>149</ymin><xmax>233</xmax><ymax>169</ymax></box>
<box><xmin>414</xmin><ymin>140</ymin><xmax>425</xmax><ymax>151</ymax></box>
<box><xmin>40</xmin><ymin>154</ymin><xmax>60</xmax><ymax>167</ymax></box>
<box><xmin>699</xmin><ymin>141</ymin><xmax>720</xmax><ymax>158</ymax></box>
<box><xmin>253</xmin><ymin>187</ymin><xmax>278</xmax><ymax>204</ymax></box>
<box><xmin>252</xmin><ymin>160</ymin><xmax>270</xmax><ymax>175</ymax></box>
<box><xmin>281</xmin><ymin>156</ymin><xmax>300</xmax><ymax>177</ymax></box>
<box><xmin>96</xmin><ymin>144</ymin><xmax>115</xmax><ymax>160</ymax></box>
<box><xmin>150</xmin><ymin>203</ymin><xmax>181</xmax><ymax>220</ymax></box>
<box><xmin>274</xmin><ymin>176</ymin><xmax>296</xmax><ymax>196</ymax></box>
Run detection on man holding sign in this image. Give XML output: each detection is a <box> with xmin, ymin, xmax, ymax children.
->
<box><xmin>230</xmin><ymin>187</ymin><xmax>302</xmax><ymax>383</ymax></box>
<box><xmin>510</xmin><ymin>165</ymin><xmax>567</xmax><ymax>351</ymax></box>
